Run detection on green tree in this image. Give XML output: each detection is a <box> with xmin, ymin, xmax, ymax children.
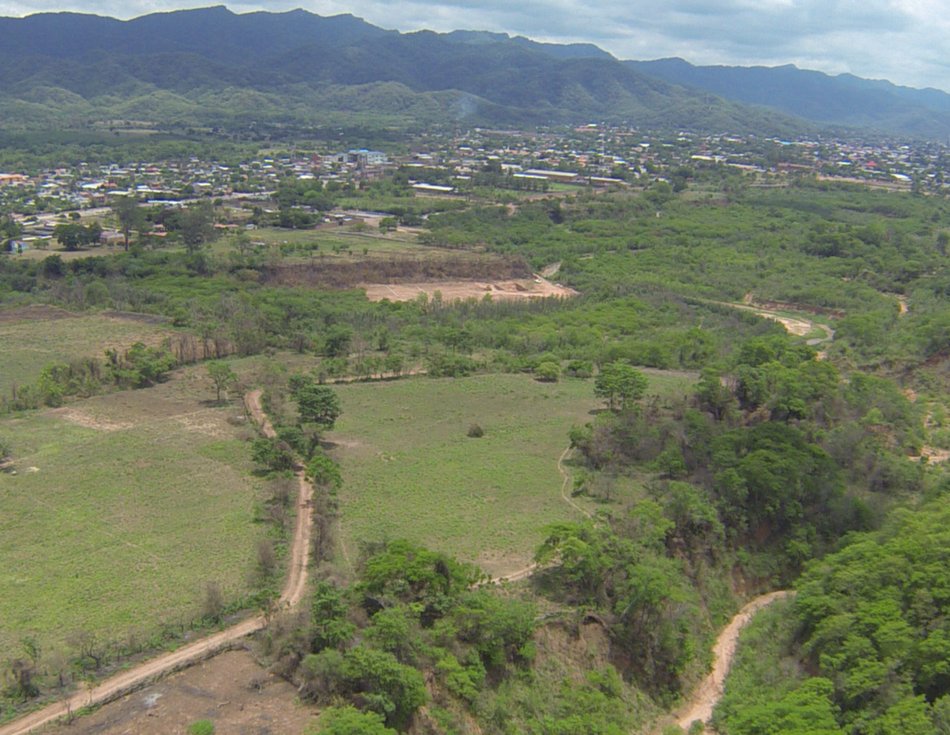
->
<box><xmin>323</xmin><ymin>326</ymin><xmax>352</xmax><ymax>358</ymax></box>
<box><xmin>594</xmin><ymin>361</ymin><xmax>648</xmax><ymax>411</ymax></box>
<box><xmin>0</xmin><ymin>215</ymin><xmax>22</xmax><ymax>250</ymax></box>
<box><xmin>311</xmin><ymin>582</ymin><xmax>355</xmax><ymax>652</ymax></box>
<box><xmin>724</xmin><ymin>678</ymin><xmax>844</xmax><ymax>735</ymax></box>
<box><xmin>340</xmin><ymin>646</ymin><xmax>427</xmax><ymax>729</ymax></box>
<box><xmin>535</xmin><ymin>361</ymin><xmax>561</xmax><ymax>382</ymax></box>
<box><xmin>53</xmin><ymin>222</ymin><xmax>101</xmax><ymax>251</ymax></box>
<box><xmin>113</xmin><ymin>195</ymin><xmax>144</xmax><ymax>251</ymax></box>
<box><xmin>179</xmin><ymin>201</ymin><xmax>216</xmax><ymax>252</ymax></box>
<box><xmin>307</xmin><ymin>452</ymin><xmax>343</xmax><ymax>490</ymax></box>
<box><xmin>310</xmin><ymin>706</ymin><xmax>396</xmax><ymax>735</ymax></box>
<box><xmin>251</xmin><ymin>437</ymin><xmax>295</xmax><ymax>473</ymax></box>
<box><xmin>206</xmin><ymin>361</ymin><xmax>237</xmax><ymax>403</ymax></box>
<box><xmin>290</xmin><ymin>377</ymin><xmax>342</xmax><ymax>430</ymax></box>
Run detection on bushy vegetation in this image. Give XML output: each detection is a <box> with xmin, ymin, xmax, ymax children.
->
<box><xmin>3</xmin><ymin>144</ymin><xmax>950</xmax><ymax>733</ymax></box>
<box><xmin>717</xmin><ymin>501</ymin><xmax>950</xmax><ymax>735</ymax></box>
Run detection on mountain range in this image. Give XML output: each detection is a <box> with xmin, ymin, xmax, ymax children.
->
<box><xmin>0</xmin><ymin>6</ymin><xmax>948</xmax><ymax>140</ymax></box>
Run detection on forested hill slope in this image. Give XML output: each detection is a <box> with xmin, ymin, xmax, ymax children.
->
<box><xmin>0</xmin><ymin>6</ymin><xmax>806</xmax><ymax>134</ymax></box>
<box><xmin>628</xmin><ymin>57</ymin><xmax>950</xmax><ymax>141</ymax></box>
<box><xmin>4</xmin><ymin>6</ymin><xmax>945</xmax><ymax>138</ymax></box>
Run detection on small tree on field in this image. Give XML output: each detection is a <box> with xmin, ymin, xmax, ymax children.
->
<box><xmin>180</xmin><ymin>201</ymin><xmax>216</xmax><ymax>253</ymax></box>
<box><xmin>307</xmin><ymin>452</ymin><xmax>343</xmax><ymax>490</ymax></box>
<box><xmin>113</xmin><ymin>195</ymin><xmax>144</xmax><ymax>251</ymax></box>
<box><xmin>290</xmin><ymin>375</ymin><xmax>342</xmax><ymax>429</ymax></box>
<box><xmin>594</xmin><ymin>361</ymin><xmax>648</xmax><ymax>411</ymax></box>
<box><xmin>207</xmin><ymin>361</ymin><xmax>237</xmax><ymax>403</ymax></box>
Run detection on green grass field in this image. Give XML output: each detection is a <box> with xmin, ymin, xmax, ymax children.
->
<box><xmin>329</xmin><ymin>370</ymin><xmax>695</xmax><ymax>577</ymax></box>
<box><xmin>249</xmin><ymin>226</ymin><xmax>419</xmax><ymax>251</ymax></box>
<box><xmin>0</xmin><ymin>364</ymin><xmax>264</xmax><ymax>658</ymax></box>
<box><xmin>0</xmin><ymin>308</ymin><xmax>173</xmax><ymax>396</ymax></box>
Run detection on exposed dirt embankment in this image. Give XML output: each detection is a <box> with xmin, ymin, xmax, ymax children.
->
<box><xmin>262</xmin><ymin>254</ymin><xmax>532</xmax><ymax>289</ymax></box>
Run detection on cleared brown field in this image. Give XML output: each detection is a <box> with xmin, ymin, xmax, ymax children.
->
<box><xmin>363</xmin><ymin>276</ymin><xmax>577</xmax><ymax>302</ymax></box>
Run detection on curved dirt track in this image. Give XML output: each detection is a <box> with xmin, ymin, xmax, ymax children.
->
<box><xmin>0</xmin><ymin>390</ymin><xmax>313</xmax><ymax>735</ymax></box>
<box><xmin>673</xmin><ymin>590</ymin><xmax>793</xmax><ymax>732</ymax></box>
<box><xmin>483</xmin><ymin>442</ymin><xmax>592</xmax><ymax>585</ymax></box>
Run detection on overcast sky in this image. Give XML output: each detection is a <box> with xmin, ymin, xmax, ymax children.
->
<box><xmin>3</xmin><ymin>0</ymin><xmax>948</xmax><ymax>92</ymax></box>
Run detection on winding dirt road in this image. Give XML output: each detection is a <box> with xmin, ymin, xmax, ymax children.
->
<box><xmin>0</xmin><ymin>390</ymin><xmax>313</xmax><ymax>735</ymax></box>
<box><xmin>672</xmin><ymin>590</ymin><xmax>793</xmax><ymax>732</ymax></box>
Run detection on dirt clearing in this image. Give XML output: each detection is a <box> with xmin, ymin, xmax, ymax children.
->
<box><xmin>37</xmin><ymin>649</ymin><xmax>317</xmax><ymax>735</ymax></box>
<box><xmin>363</xmin><ymin>276</ymin><xmax>577</xmax><ymax>302</ymax></box>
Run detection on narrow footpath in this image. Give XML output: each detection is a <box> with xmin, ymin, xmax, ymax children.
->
<box><xmin>0</xmin><ymin>390</ymin><xmax>312</xmax><ymax>735</ymax></box>
<box><xmin>671</xmin><ymin>590</ymin><xmax>793</xmax><ymax>732</ymax></box>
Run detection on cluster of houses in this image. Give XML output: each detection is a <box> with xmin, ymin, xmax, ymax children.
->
<box><xmin>1</xmin><ymin>128</ymin><xmax>946</xmax><ymax>252</ymax></box>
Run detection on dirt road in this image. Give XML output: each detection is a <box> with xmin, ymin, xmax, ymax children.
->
<box><xmin>673</xmin><ymin>591</ymin><xmax>793</xmax><ymax>732</ymax></box>
<box><xmin>0</xmin><ymin>390</ymin><xmax>313</xmax><ymax>735</ymax></box>
<box><xmin>247</xmin><ymin>389</ymin><xmax>314</xmax><ymax>611</ymax></box>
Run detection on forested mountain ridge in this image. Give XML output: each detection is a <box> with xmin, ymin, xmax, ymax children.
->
<box><xmin>0</xmin><ymin>6</ymin><xmax>806</xmax><ymax>134</ymax></box>
<box><xmin>628</xmin><ymin>58</ymin><xmax>950</xmax><ymax>140</ymax></box>
<box><xmin>2</xmin><ymin>6</ymin><xmax>947</xmax><ymax>138</ymax></box>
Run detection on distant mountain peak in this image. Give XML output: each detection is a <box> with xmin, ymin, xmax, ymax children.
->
<box><xmin>628</xmin><ymin>57</ymin><xmax>950</xmax><ymax>139</ymax></box>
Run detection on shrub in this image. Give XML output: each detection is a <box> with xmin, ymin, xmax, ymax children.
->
<box><xmin>188</xmin><ymin>720</ymin><xmax>215</xmax><ymax>735</ymax></box>
<box><xmin>535</xmin><ymin>361</ymin><xmax>561</xmax><ymax>382</ymax></box>
<box><xmin>467</xmin><ymin>423</ymin><xmax>485</xmax><ymax>438</ymax></box>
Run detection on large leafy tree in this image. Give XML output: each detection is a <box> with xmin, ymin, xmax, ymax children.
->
<box><xmin>179</xmin><ymin>201</ymin><xmax>216</xmax><ymax>252</ymax></box>
<box><xmin>290</xmin><ymin>375</ymin><xmax>342</xmax><ymax>430</ymax></box>
<box><xmin>112</xmin><ymin>195</ymin><xmax>145</xmax><ymax>251</ymax></box>
<box><xmin>594</xmin><ymin>361</ymin><xmax>648</xmax><ymax>411</ymax></box>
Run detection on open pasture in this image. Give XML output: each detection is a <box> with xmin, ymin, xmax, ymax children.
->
<box><xmin>0</xmin><ymin>363</ymin><xmax>263</xmax><ymax>658</ymax></box>
<box><xmin>244</xmin><ymin>226</ymin><xmax>429</xmax><ymax>259</ymax></box>
<box><xmin>330</xmin><ymin>371</ymin><xmax>695</xmax><ymax>577</ymax></box>
<box><xmin>0</xmin><ymin>306</ymin><xmax>173</xmax><ymax>395</ymax></box>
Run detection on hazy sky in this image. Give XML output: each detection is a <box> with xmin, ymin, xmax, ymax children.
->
<box><xmin>3</xmin><ymin>0</ymin><xmax>948</xmax><ymax>92</ymax></box>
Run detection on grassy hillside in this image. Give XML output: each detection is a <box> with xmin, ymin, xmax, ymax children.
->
<box><xmin>331</xmin><ymin>371</ymin><xmax>694</xmax><ymax>577</ymax></box>
<box><xmin>0</xmin><ymin>307</ymin><xmax>173</xmax><ymax>396</ymax></box>
<box><xmin>0</xmin><ymin>365</ymin><xmax>264</xmax><ymax>658</ymax></box>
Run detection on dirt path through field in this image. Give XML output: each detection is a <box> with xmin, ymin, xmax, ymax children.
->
<box><xmin>486</xmin><ymin>444</ymin><xmax>591</xmax><ymax>585</ymax></box>
<box><xmin>0</xmin><ymin>390</ymin><xmax>313</xmax><ymax>735</ymax></box>
<box><xmin>671</xmin><ymin>590</ymin><xmax>793</xmax><ymax>732</ymax></box>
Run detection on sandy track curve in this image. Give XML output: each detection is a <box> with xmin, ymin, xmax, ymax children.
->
<box><xmin>483</xmin><ymin>444</ymin><xmax>591</xmax><ymax>586</ymax></box>
<box><xmin>0</xmin><ymin>390</ymin><xmax>313</xmax><ymax>735</ymax></box>
<box><xmin>673</xmin><ymin>590</ymin><xmax>793</xmax><ymax>731</ymax></box>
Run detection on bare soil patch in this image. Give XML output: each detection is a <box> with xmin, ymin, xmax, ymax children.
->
<box><xmin>37</xmin><ymin>649</ymin><xmax>317</xmax><ymax>735</ymax></box>
<box><xmin>363</xmin><ymin>276</ymin><xmax>577</xmax><ymax>303</ymax></box>
<box><xmin>49</xmin><ymin>407</ymin><xmax>132</xmax><ymax>432</ymax></box>
<box><xmin>762</xmin><ymin>313</ymin><xmax>814</xmax><ymax>337</ymax></box>
<box><xmin>912</xmin><ymin>446</ymin><xmax>950</xmax><ymax>464</ymax></box>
